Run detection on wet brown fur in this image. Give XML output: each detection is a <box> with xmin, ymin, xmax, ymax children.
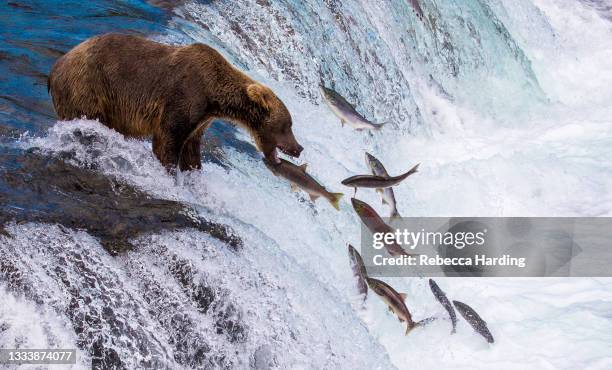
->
<box><xmin>48</xmin><ymin>33</ymin><xmax>301</xmax><ymax>171</ymax></box>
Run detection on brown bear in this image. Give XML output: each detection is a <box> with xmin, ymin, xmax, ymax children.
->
<box><xmin>48</xmin><ymin>33</ymin><xmax>303</xmax><ymax>171</ymax></box>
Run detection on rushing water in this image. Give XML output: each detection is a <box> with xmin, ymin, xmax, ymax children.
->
<box><xmin>1</xmin><ymin>0</ymin><xmax>612</xmax><ymax>369</ymax></box>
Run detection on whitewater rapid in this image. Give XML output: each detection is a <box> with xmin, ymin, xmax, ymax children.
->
<box><xmin>2</xmin><ymin>0</ymin><xmax>612</xmax><ymax>369</ymax></box>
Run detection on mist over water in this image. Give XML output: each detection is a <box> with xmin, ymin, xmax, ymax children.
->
<box><xmin>1</xmin><ymin>0</ymin><xmax>612</xmax><ymax>369</ymax></box>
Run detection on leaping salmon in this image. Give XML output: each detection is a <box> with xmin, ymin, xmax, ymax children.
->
<box><xmin>365</xmin><ymin>153</ymin><xmax>402</xmax><ymax>218</ymax></box>
<box><xmin>342</xmin><ymin>163</ymin><xmax>419</xmax><ymax>195</ymax></box>
<box><xmin>367</xmin><ymin>277</ymin><xmax>434</xmax><ymax>335</ymax></box>
<box><xmin>264</xmin><ymin>158</ymin><xmax>343</xmax><ymax>210</ymax></box>
<box><xmin>350</xmin><ymin>198</ymin><xmax>416</xmax><ymax>257</ymax></box>
<box><xmin>429</xmin><ymin>279</ymin><xmax>457</xmax><ymax>334</ymax></box>
<box><xmin>348</xmin><ymin>244</ymin><xmax>368</xmax><ymax>300</ymax></box>
<box><xmin>453</xmin><ymin>300</ymin><xmax>495</xmax><ymax>343</ymax></box>
<box><xmin>319</xmin><ymin>85</ymin><xmax>386</xmax><ymax>130</ymax></box>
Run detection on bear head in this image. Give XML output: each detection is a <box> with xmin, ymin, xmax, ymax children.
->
<box><xmin>246</xmin><ymin>83</ymin><xmax>303</xmax><ymax>163</ymax></box>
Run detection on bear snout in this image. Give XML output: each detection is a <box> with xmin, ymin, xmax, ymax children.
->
<box><xmin>279</xmin><ymin>143</ymin><xmax>303</xmax><ymax>158</ymax></box>
<box><xmin>289</xmin><ymin>144</ymin><xmax>304</xmax><ymax>158</ymax></box>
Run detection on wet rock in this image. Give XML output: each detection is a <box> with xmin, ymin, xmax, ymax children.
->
<box><xmin>0</xmin><ymin>225</ymin><xmax>185</xmax><ymax>368</ymax></box>
<box><xmin>167</xmin><ymin>256</ymin><xmax>247</xmax><ymax>344</ymax></box>
<box><xmin>0</xmin><ymin>125</ymin><xmax>22</xmax><ymax>142</ymax></box>
<box><xmin>0</xmin><ymin>150</ymin><xmax>243</xmax><ymax>253</ymax></box>
<box><xmin>90</xmin><ymin>338</ymin><xmax>124</xmax><ymax>370</ymax></box>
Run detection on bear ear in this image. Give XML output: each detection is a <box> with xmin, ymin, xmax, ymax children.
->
<box><xmin>246</xmin><ymin>83</ymin><xmax>273</xmax><ymax>111</ymax></box>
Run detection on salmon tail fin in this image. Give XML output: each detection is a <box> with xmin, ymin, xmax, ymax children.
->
<box><xmin>405</xmin><ymin>323</ymin><xmax>415</xmax><ymax>335</ymax></box>
<box><xmin>407</xmin><ymin>163</ymin><xmax>420</xmax><ymax>176</ymax></box>
<box><xmin>391</xmin><ymin>209</ymin><xmax>401</xmax><ymax>219</ymax></box>
<box><xmin>406</xmin><ymin>316</ymin><xmax>436</xmax><ymax>335</ymax></box>
<box><xmin>375</xmin><ymin>122</ymin><xmax>388</xmax><ymax>130</ymax></box>
<box><xmin>397</xmin><ymin>163</ymin><xmax>420</xmax><ymax>181</ymax></box>
<box><xmin>329</xmin><ymin>192</ymin><xmax>344</xmax><ymax>211</ymax></box>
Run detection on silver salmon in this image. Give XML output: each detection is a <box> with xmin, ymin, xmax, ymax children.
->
<box><xmin>348</xmin><ymin>244</ymin><xmax>368</xmax><ymax>299</ymax></box>
<box><xmin>365</xmin><ymin>152</ymin><xmax>401</xmax><ymax>218</ymax></box>
<box><xmin>453</xmin><ymin>300</ymin><xmax>494</xmax><ymax>343</ymax></box>
<box><xmin>264</xmin><ymin>158</ymin><xmax>343</xmax><ymax>210</ymax></box>
<box><xmin>319</xmin><ymin>85</ymin><xmax>385</xmax><ymax>130</ymax></box>
<box><xmin>342</xmin><ymin>163</ymin><xmax>419</xmax><ymax>193</ymax></box>
<box><xmin>429</xmin><ymin>279</ymin><xmax>457</xmax><ymax>334</ymax></box>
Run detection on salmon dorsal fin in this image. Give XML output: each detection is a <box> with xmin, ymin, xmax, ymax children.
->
<box><xmin>399</xmin><ymin>293</ymin><xmax>407</xmax><ymax>301</ymax></box>
<box><xmin>298</xmin><ymin>163</ymin><xmax>308</xmax><ymax>172</ymax></box>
